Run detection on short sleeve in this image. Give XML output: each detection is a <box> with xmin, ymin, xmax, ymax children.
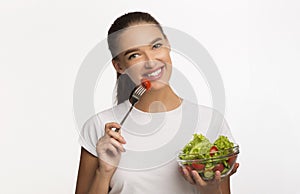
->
<box><xmin>78</xmin><ymin>114</ymin><xmax>104</xmax><ymax>157</ymax></box>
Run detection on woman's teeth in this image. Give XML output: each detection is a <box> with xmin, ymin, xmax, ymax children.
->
<box><xmin>147</xmin><ymin>68</ymin><xmax>161</xmax><ymax>77</ymax></box>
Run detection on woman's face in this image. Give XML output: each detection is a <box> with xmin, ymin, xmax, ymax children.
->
<box><xmin>112</xmin><ymin>23</ymin><xmax>172</xmax><ymax>90</ymax></box>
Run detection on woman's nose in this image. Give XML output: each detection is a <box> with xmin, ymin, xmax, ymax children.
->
<box><xmin>143</xmin><ymin>52</ymin><xmax>156</xmax><ymax>69</ymax></box>
<box><xmin>144</xmin><ymin>60</ymin><xmax>156</xmax><ymax>69</ymax></box>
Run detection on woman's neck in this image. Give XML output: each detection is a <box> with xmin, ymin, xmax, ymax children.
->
<box><xmin>134</xmin><ymin>85</ymin><xmax>182</xmax><ymax>113</ymax></box>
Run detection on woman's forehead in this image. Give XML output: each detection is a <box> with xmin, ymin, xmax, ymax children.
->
<box><xmin>112</xmin><ymin>24</ymin><xmax>165</xmax><ymax>54</ymax></box>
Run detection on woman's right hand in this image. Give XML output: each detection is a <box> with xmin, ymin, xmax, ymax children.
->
<box><xmin>96</xmin><ymin>122</ymin><xmax>126</xmax><ymax>176</ymax></box>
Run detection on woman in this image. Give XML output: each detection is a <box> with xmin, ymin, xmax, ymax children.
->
<box><xmin>75</xmin><ymin>12</ymin><xmax>239</xmax><ymax>194</ymax></box>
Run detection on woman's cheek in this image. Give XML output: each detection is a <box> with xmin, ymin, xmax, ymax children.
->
<box><xmin>125</xmin><ymin>67</ymin><xmax>143</xmax><ymax>84</ymax></box>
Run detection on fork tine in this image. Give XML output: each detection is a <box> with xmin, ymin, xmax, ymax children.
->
<box><xmin>137</xmin><ymin>87</ymin><xmax>145</xmax><ymax>95</ymax></box>
<box><xmin>140</xmin><ymin>87</ymin><xmax>146</xmax><ymax>94</ymax></box>
<box><xmin>135</xmin><ymin>86</ymin><xmax>143</xmax><ymax>95</ymax></box>
<box><xmin>132</xmin><ymin>85</ymin><xmax>146</xmax><ymax>100</ymax></box>
<box><xmin>137</xmin><ymin>88</ymin><xmax>146</xmax><ymax>96</ymax></box>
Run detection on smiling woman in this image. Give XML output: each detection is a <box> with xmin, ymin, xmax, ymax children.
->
<box><xmin>75</xmin><ymin>11</ymin><xmax>239</xmax><ymax>194</ymax></box>
<box><xmin>111</xmin><ymin>25</ymin><xmax>172</xmax><ymax>90</ymax></box>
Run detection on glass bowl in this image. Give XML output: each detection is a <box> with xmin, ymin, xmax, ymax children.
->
<box><xmin>177</xmin><ymin>145</ymin><xmax>239</xmax><ymax>181</ymax></box>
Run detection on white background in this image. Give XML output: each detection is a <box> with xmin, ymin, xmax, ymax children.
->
<box><xmin>1</xmin><ymin>0</ymin><xmax>300</xmax><ymax>193</ymax></box>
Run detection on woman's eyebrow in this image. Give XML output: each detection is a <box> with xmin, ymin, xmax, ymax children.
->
<box><xmin>150</xmin><ymin>37</ymin><xmax>162</xmax><ymax>44</ymax></box>
<box><xmin>123</xmin><ymin>48</ymin><xmax>140</xmax><ymax>56</ymax></box>
<box><xmin>123</xmin><ymin>38</ymin><xmax>163</xmax><ymax>56</ymax></box>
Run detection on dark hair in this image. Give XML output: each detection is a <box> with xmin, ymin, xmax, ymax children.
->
<box><xmin>107</xmin><ymin>12</ymin><xmax>165</xmax><ymax>104</ymax></box>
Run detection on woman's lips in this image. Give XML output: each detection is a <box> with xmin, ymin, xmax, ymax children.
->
<box><xmin>142</xmin><ymin>66</ymin><xmax>164</xmax><ymax>81</ymax></box>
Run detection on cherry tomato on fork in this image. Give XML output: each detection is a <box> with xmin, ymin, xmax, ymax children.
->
<box><xmin>141</xmin><ymin>79</ymin><xmax>151</xmax><ymax>90</ymax></box>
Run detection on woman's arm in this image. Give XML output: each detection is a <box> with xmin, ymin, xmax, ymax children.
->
<box><xmin>75</xmin><ymin>122</ymin><xmax>126</xmax><ymax>194</ymax></box>
<box><xmin>75</xmin><ymin>147</ymin><xmax>111</xmax><ymax>194</ymax></box>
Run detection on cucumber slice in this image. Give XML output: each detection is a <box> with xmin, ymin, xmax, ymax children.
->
<box><xmin>204</xmin><ymin>170</ymin><xmax>214</xmax><ymax>179</ymax></box>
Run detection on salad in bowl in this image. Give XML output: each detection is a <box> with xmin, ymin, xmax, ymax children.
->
<box><xmin>177</xmin><ymin>134</ymin><xmax>239</xmax><ymax>181</ymax></box>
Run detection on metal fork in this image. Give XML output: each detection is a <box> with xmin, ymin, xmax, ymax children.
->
<box><xmin>115</xmin><ymin>84</ymin><xmax>147</xmax><ymax>132</ymax></box>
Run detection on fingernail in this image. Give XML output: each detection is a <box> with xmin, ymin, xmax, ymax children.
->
<box><xmin>183</xmin><ymin>169</ymin><xmax>188</xmax><ymax>176</ymax></box>
<box><xmin>178</xmin><ymin>167</ymin><xmax>182</xmax><ymax>173</ymax></box>
<box><xmin>192</xmin><ymin>171</ymin><xmax>197</xmax><ymax>177</ymax></box>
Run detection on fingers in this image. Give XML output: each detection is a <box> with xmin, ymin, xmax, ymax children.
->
<box><xmin>214</xmin><ymin>171</ymin><xmax>221</xmax><ymax>182</ymax></box>
<box><xmin>104</xmin><ymin>143</ymin><xmax>120</xmax><ymax>156</ymax></box>
<box><xmin>105</xmin><ymin>122</ymin><xmax>126</xmax><ymax>144</ymax></box>
<box><xmin>191</xmin><ymin>170</ymin><xmax>207</xmax><ymax>186</ymax></box>
<box><xmin>96</xmin><ymin>122</ymin><xmax>127</xmax><ymax>155</ymax></box>
<box><xmin>107</xmin><ymin>129</ymin><xmax>126</xmax><ymax>144</ymax></box>
<box><xmin>180</xmin><ymin>166</ymin><xmax>233</xmax><ymax>194</ymax></box>
<box><xmin>181</xmin><ymin>167</ymin><xmax>195</xmax><ymax>185</ymax></box>
<box><xmin>104</xmin><ymin>122</ymin><xmax>121</xmax><ymax>133</ymax></box>
<box><xmin>109</xmin><ymin>136</ymin><xmax>126</xmax><ymax>152</ymax></box>
<box><xmin>191</xmin><ymin>170</ymin><xmax>223</xmax><ymax>187</ymax></box>
<box><xmin>230</xmin><ymin>163</ymin><xmax>239</xmax><ymax>175</ymax></box>
<box><xmin>178</xmin><ymin>166</ymin><xmax>183</xmax><ymax>175</ymax></box>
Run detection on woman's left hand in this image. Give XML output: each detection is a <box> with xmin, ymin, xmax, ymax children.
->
<box><xmin>179</xmin><ymin>163</ymin><xmax>239</xmax><ymax>194</ymax></box>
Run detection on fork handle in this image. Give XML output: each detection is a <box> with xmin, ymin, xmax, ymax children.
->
<box><xmin>130</xmin><ymin>96</ymin><xmax>139</xmax><ymax>105</ymax></box>
<box><xmin>115</xmin><ymin>104</ymin><xmax>134</xmax><ymax>132</ymax></box>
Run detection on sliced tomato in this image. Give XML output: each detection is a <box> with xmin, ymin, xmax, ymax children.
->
<box><xmin>141</xmin><ymin>79</ymin><xmax>151</xmax><ymax>90</ymax></box>
<box><xmin>192</xmin><ymin>163</ymin><xmax>205</xmax><ymax>170</ymax></box>
<box><xmin>227</xmin><ymin>155</ymin><xmax>237</xmax><ymax>166</ymax></box>
<box><xmin>209</xmin><ymin>146</ymin><xmax>219</xmax><ymax>157</ymax></box>
<box><xmin>213</xmin><ymin>163</ymin><xmax>225</xmax><ymax>172</ymax></box>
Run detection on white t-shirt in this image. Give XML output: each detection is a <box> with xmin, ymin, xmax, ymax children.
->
<box><xmin>79</xmin><ymin>99</ymin><xmax>233</xmax><ymax>194</ymax></box>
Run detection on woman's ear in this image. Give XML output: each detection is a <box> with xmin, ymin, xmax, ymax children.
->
<box><xmin>112</xmin><ymin>58</ymin><xmax>125</xmax><ymax>74</ymax></box>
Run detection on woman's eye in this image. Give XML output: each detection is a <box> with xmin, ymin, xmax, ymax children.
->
<box><xmin>128</xmin><ymin>53</ymin><xmax>139</xmax><ymax>60</ymax></box>
<box><xmin>153</xmin><ymin>43</ymin><xmax>162</xmax><ymax>49</ymax></box>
